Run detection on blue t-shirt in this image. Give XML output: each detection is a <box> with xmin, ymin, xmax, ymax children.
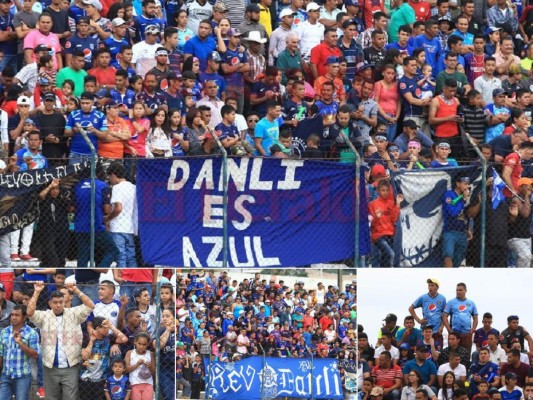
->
<box><xmin>110</xmin><ymin>88</ymin><xmax>136</xmax><ymax>110</ymax></box>
<box><xmin>66</xmin><ymin>34</ymin><xmax>98</xmax><ymax>70</ymax></box>
<box><xmin>430</xmin><ymin>159</ymin><xmax>458</xmax><ymax>168</ymax></box>
<box><xmin>74</xmin><ymin>178</ymin><xmax>111</xmax><ymax>233</ymax></box>
<box><xmin>199</xmin><ymin>71</ymin><xmax>226</xmax><ymax>99</ymax></box>
<box><xmin>105</xmin><ymin>375</ymin><xmax>131</xmax><ymax>400</ymax></box>
<box><xmin>66</xmin><ymin>109</ymin><xmax>108</xmax><ymax>154</ymax></box>
<box><xmin>103</xmin><ymin>36</ymin><xmax>130</xmax><ymax>66</ymax></box>
<box><xmin>0</xmin><ymin>12</ymin><xmax>17</xmax><ymax>55</ymax></box>
<box><xmin>399</xmin><ymin>75</ymin><xmax>423</xmax><ymax>116</ymax></box>
<box><xmin>315</xmin><ymin>100</ymin><xmax>339</xmax><ymax>116</ymax></box>
<box><xmin>67</xmin><ymin>4</ymin><xmax>86</xmax><ymax>23</ymax></box>
<box><xmin>413</xmin><ymin>34</ymin><xmax>442</xmax><ymax>75</ymax></box>
<box><xmin>386</xmin><ymin>41</ymin><xmax>412</xmax><ymax>56</ymax></box>
<box><xmin>16</xmin><ymin>149</ymin><xmax>48</xmax><ymax>170</ymax></box>
<box><xmin>412</xmin><ymin>293</ymin><xmax>447</xmax><ymax>332</ymax></box>
<box><xmin>214</xmin><ymin>122</ymin><xmax>239</xmax><ymax>141</ymax></box>
<box><xmin>442</xmin><ymin>188</ymin><xmax>469</xmax><ymax>232</ymax></box>
<box><xmin>183</xmin><ymin>35</ymin><xmax>217</xmax><ymax>72</ymax></box>
<box><xmin>133</xmin><ymin>14</ymin><xmax>164</xmax><ymax>42</ymax></box>
<box><xmin>402</xmin><ymin>358</ymin><xmax>437</xmax><ymax>384</ymax></box>
<box><xmin>137</xmin><ymin>90</ymin><xmax>167</xmax><ymax>113</ymax></box>
<box><xmin>444</xmin><ymin>297</ymin><xmax>478</xmax><ymax>334</ymax></box>
<box><xmin>484</xmin><ymin>104</ymin><xmax>510</xmax><ymax>142</ymax></box>
<box><xmin>254</xmin><ymin>118</ymin><xmax>279</xmax><ymax>157</ymax></box>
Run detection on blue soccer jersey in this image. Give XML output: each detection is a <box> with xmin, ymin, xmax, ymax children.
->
<box><xmin>444</xmin><ymin>297</ymin><xmax>478</xmax><ymax>334</ymax></box>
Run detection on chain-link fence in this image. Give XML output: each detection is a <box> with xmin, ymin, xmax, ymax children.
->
<box><xmin>1</xmin><ymin>153</ymin><xmax>367</xmax><ymax>269</ymax></box>
<box><xmin>0</xmin><ymin>273</ymin><xmax>175</xmax><ymax>400</ymax></box>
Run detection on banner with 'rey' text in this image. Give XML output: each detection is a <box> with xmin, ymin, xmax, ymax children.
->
<box><xmin>207</xmin><ymin>356</ymin><xmax>343</xmax><ymax>400</ymax></box>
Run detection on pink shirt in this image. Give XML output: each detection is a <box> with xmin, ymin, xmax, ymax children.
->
<box><xmin>23</xmin><ymin>30</ymin><xmax>62</xmax><ymax>71</ymax></box>
<box><xmin>374</xmin><ymin>80</ymin><xmax>399</xmax><ymax>116</ymax></box>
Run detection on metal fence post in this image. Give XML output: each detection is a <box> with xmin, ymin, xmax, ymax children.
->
<box><xmin>153</xmin><ymin>269</ymin><xmax>163</xmax><ymax>400</ymax></box>
<box><xmin>341</xmin><ymin>132</ymin><xmax>360</xmax><ymax>267</ymax></box>
<box><xmin>78</xmin><ymin>127</ymin><xmax>96</xmax><ymax>268</ymax></box>
<box><xmin>464</xmin><ymin>132</ymin><xmax>486</xmax><ymax>268</ymax></box>
<box><xmin>258</xmin><ymin>343</ymin><xmax>266</xmax><ymax>400</ymax></box>
<box><xmin>212</xmin><ymin>137</ymin><xmax>228</xmax><ymax>268</ymax></box>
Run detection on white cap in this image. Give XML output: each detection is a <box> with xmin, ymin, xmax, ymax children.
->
<box><xmin>306</xmin><ymin>2</ymin><xmax>320</xmax><ymax>11</ymax></box>
<box><xmin>279</xmin><ymin>8</ymin><xmax>296</xmax><ymax>18</ymax></box>
<box><xmin>17</xmin><ymin>96</ymin><xmax>30</xmax><ymax>106</ymax></box>
<box><xmin>0</xmin><ymin>160</ymin><xmax>6</xmax><ymax>170</ymax></box>
<box><xmin>112</xmin><ymin>17</ymin><xmax>127</xmax><ymax>27</ymax></box>
<box><xmin>82</xmin><ymin>0</ymin><xmax>102</xmax><ymax>11</ymax></box>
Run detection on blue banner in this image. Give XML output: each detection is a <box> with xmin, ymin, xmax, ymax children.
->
<box><xmin>137</xmin><ymin>157</ymin><xmax>369</xmax><ymax>267</ymax></box>
<box><xmin>207</xmin><ymin>357</ymin><xmax>343</xmax><ymax>400</ymax></box>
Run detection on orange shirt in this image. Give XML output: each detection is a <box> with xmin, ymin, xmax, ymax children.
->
<box><xmin>314</xmin><ymin>76</ymin><xmax>346</xmax><ymax>101</ymax></box>
<box><xmin>434</xmin><ymin>95</ymin><xmax>459</xmax><ymax>138</ymax></box>
<box><xmin>98</xmin><ymin>116</ymin><xmax>129</xmax><ymax>159</ymax></box>
<box><xmin>368</xmin><ymin>196</ymin><xmax>400</xmax><ymax>241</ymax></box>
<box><xmin>87</xmin><ymin>66</ymin><xmax>117</xmax><ymax>87</ymax></box>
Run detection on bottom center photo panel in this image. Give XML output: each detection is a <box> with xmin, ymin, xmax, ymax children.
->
<box><xmin>176</xmin><ymin>268</ymin><xmax>357</xmax><ymax>400</ymax></box>
<box><xmin>357</xmin><ymin>269</ymin><xmax>533</xmax><ymax>400</ymax></box>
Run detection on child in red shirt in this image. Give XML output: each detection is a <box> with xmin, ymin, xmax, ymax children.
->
<box><xmin>368</xmin><ymin>179</ymin><xmax>403</xmax><ymax>267</ymax></box>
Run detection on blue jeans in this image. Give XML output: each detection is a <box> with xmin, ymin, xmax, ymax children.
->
<box><xmin>378</xmin><ymin>114</ymin><xmax>398</xmax><ymax>142</ymax></box>
<box><xmin>159</xmin><ymin>367</ymin><xmax>175</xmax><ymax>400</ymax></box>
<box><xmin>76</xmin><ymin>231</ymin><xmax>118</xmax><ymax>269</ymax></box>
<box><xmin>0</xmin><ymin>373</ymin><xmax>32</xmax><ymax>400</ymax></box>
<box><xmin>0</xmin><ymin>54</ymin><xmax>18</xmax><ymax>73</ymax></box>
<box><xmin>374</xmin><ymin>236</ymin><xmax>395</xmax><ymax>267</ymax></box>
<box><xmin>69</xmin><ymin>152</ymin><xmax>92</xmax><ymax>166</ymax></box>
<box><xmin>442</xmin><ymin>230</ymin><xmax>468</xmax><ymax>267</ymax></box>
<box><xmin>111</xmin><ymin>233</ymin><xmax>137</xmax><ymax>268</ymax></box>
<box><xmin>37</xmin><ymin>352</ymin><xmax>44</xmax><ymax>387</ymax></box>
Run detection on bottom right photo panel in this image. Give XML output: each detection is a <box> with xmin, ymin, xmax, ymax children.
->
<box><xmin>358</xmin><ymin>269</ymin><xmax>533</xmax><ymax>400</ymax></box>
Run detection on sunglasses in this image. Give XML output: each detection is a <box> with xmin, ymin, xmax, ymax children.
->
<box><xmin>248</xmin><ymin>119</ymin><xmax>259</xmax><ymax>122</ymax></box>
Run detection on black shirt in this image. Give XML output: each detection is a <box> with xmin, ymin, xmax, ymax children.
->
<box><xmin>34</xmin><ymin>111</ymin><xmax>67</xmax><ymax>160</ymax></box>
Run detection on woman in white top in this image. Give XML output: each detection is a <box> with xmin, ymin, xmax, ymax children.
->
<box><xmin>324</xmin><ymin>323</ymin><xmax>337</xmax><ymax>344</ymax></box>
<box><xmin>401</xmin><ymin>370</ymin><xmax>437</xmax><ymax>400</ymax></box>
<box><xmin>438</xmin><ymin>371</ymin><xmax>456</xmax><ymax>400</ymax></box>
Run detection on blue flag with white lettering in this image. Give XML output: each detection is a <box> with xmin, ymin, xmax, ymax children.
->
<box><xmin>137</xmin><ymin>157</ymin><xmax>369</xmax><ymax>267</ymax></box>
<box><xmin>207</xmin><ymin>357</ymin><xmax>343</xmax><ymax>399</ymax></box>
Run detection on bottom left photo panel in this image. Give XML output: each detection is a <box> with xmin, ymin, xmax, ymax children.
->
<box><xmin>0</xmin><ymin>268</ymin><xmax>175</xmax><ymax>400</ymax></box>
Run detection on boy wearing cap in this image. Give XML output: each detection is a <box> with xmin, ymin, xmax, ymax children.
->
<box><xmin>83</xmin><ymin>0</ymin><xmax>111</xmax><ymax>43</ymax></box>
<box><xmin>200</xmin><ymin>51</ymin><xmax>226</xmax><ymax>99</ymax></box>
<box><xmin>297</xmin><ymin>3</ymin><xmax>325</xmax><ymax>66</ymax></box>
<box><xmin>269</xmin><ymin>9</ymin><xmax>294</xmax><ymax>65</ymax></box>
<box><xmin>502</xmin><ymin>65</ymin><xmax>524</xmax><ymax>99</ymax></box>
<box><xmin>220</xmin><ymin>29</ymin><xmax>249</xmax><ymax>114</ymax></box>
<box><xmin>441</xmin><ymin>175</ymin><xmax>473</xmax><ymax>267</ymax></box>
<box><xmin>102</xmin><ymin>18</ymin><xmax>130</xmax><ymax>64</ymax></box>
<box><xmin>132</xmin><ymin>24</ymin><xmax>161</xmax><ymax>77</ymax></box>
<box><xmin>314</xmin><ymin>56</ymin><xmax>346</xmax><ymax>103</ymax></box>
<box><xmin>484</xmin><ymin>88</ymin><xmax>511</xmax><ymax>142</ymax></box>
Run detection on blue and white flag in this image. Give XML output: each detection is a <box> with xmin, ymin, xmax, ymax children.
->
<box><xmin>391</xmin><ymin>166</ymin><xmax>481</xmax><ymax>267</ymax></box>
<box><xmin>492</xmin><ymin>170</ymin><xmax>506</xmax><ymax>209</ymax></box>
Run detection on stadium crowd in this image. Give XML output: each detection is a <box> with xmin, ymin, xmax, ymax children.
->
<box><xmin>0</xmin><ymin>268</ymin><xmax>175</xmax><ymax>400</ymax></box>
<box><xmin>358</xmin><ymin>278</ymin><xmax>533</xmax><ymax>400</ymax></box>
<box><xmin>0</xmin><ymin>0</ymin><xmax>533</xmax><ymax>267</ymax></box>
<box><xmin>175</xmin><ymin>270</ymin><xmax>358</xmax><ymax>397</ymax></box>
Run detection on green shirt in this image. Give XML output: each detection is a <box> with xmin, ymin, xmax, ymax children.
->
<box><xmin>388</xmin><ymin>3</ymin><xmax>416</xmax><ymax>43</ymax></box>
<box><xmin>55</xmin><ymin>67</ymin><xmax>88</xmax><ymax>97</ymax></box>
<box><xmin>276</xmin><ymin>49</ymin><xmax>302</xmax><ymax>85</ymax></box>
<box><xmin>436</xmin><ymin>70</ymin><xmax>468</xmax><ymax>94</ymax></box>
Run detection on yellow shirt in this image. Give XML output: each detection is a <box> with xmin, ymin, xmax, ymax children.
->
<box><xmin>259</xmin><ymin>4</ymin><xmax>272</xmax><ymax>36</ymax></box>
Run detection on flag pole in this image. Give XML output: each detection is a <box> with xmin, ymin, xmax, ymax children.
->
<box><xmin>462</xmin><ymin>130</ymin><xmax>486</xmax><ymax>268</ymax></box>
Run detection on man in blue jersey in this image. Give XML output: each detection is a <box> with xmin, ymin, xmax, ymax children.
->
<box><xmin>103</xmin><ymin>18</ymin><xmax>129</xmax><ymax>66</ymax></box>
<box><xmin>133</xmin><ymin>0</ymin><xmax>165</xmax><ymax>43</ymax></box>
<box><xmin>73</xmin><ymin>165</ymin><xmax>118</xmax><ymax>270</ymax></box>
<box><xmin>443</xmin><ymin>282</ymin><xmax>478</xmax><ymax>353</ymax></box>
<box><xmin>409</xmin><ymin>278</ymin><xmax>447</xmax><ymax>345</ymax></box>
<box><xmin>86</xmin><ymin>281</ymin><xmax>122</xmax><ymax>334</ymax></box>
<box><xmin>412</xmin><ymin>20</ymin><xmax>442</xmax><ymax>76</ymax></box>
<box><xmin>399</xmin><ymin>57</ymin><xmax>432</xmax><ymax>135</ymax></box>
<box><xmin>64</xmin><ymin>91</ymin><xmax>108</xmax><ymax>165</ymax></box>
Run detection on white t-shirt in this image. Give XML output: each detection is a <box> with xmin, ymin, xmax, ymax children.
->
<box><xmin>132</xmin><ymin>41</ymin><xmax>158</xmax><ymax>77</ymax></box>
<box><xmin>297</xmin><ymin>20</ymin><xmax>325</xmax><ymax>61</ymax></box>
<box><xmin>437</xmin><ymin>362</ymin><xmax>467</xmax><ymax>380</ymax></box>
<box><xmin>186</xmin><ymin>1</ymin><xmax>213</xmax><ymax>34</ymax></box>
<box><xmin>110</xmin><ymin>180</ymin><xmax>137</xmax><ymax>234</ymax></box>
<box><xmin>374</xmin><ymin>344</ymin><xmax>400</xmax><ymax>360</ymax></box>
